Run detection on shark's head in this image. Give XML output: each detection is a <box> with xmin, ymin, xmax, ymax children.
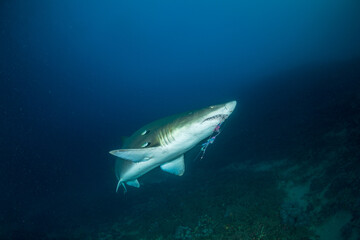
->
<box><xmin>175</xmin><ymin>100</ymin><xmax>237</xmax><ymax>141</ymax></box>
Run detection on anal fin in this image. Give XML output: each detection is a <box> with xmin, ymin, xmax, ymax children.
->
<box><xmin>126</xmin><ymin>179</ymin><xmax>140</xmax><ymax>188</ymax></box>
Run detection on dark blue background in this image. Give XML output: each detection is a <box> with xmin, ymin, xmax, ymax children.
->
<box><xmin>1</xmin><ymin>0</ymin><xmax>360</xmax><ymax>232</ymax></box>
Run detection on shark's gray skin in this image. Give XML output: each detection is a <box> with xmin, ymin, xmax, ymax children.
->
<box><xmin>110</xmin><ymin>100</ymin><xmax>237</xmax><ymax>192</ymax></box>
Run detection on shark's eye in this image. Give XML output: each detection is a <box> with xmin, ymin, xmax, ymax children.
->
<box><xmin>141</xmin><ymin>142</ymin><xmax>151</xmax><ymax>148</ymax></box>
<box><xmin>141</xmin><ymin>130</ymin><xmax>150</xmax><ymax>136</ymax></box>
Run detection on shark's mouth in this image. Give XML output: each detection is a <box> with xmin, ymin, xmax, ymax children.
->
<box><xmin>202</xmin><ymin>114</ymin><xmax>228</xmax><ymax>123</ymax></box>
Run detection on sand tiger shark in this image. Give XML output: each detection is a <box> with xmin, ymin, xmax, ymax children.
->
<box><xmin>109</xmin><ymin>100</ymin><xmax>237</xmax><ymax>192</ymax></box>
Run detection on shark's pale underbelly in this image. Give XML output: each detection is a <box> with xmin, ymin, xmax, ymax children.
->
<box><xmin>121</xmin><ymin>143</ymin><xmax>193</xmax><ymax>182</ymax></box>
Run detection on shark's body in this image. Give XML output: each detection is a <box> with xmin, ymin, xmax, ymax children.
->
<box><xmin>110</xmin><ymin>101</ymin><xmax>237</xmax><ymax>191</ymax></box>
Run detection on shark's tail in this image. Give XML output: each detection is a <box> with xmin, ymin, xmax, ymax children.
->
<box><xmin>115</xmin><ymin>158</ymin><xmax>132</xmax><ymax>194</ymax></box>
<box><xmin>116</xmin><ymin>180</ymin><xmax>127</xmax><ymax>193</ymax></box>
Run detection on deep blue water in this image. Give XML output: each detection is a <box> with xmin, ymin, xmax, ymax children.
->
<box><xmin>1</xmin><ymin>1</ymin><xmax>360</xmax><ymax>239</ymax></box>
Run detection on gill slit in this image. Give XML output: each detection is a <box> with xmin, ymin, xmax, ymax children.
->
<box><xmin>159</xmin><ymin>127</ymin><xmax>175</xmax><ymax>146</ymax></box>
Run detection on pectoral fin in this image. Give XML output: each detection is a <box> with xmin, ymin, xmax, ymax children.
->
<box><xmin>160</xmin><ymin>155</ymin><xmax>185</xmax><ymax>176</ymax></box>
<box><xmin>109</xmin><ymin>147</ymin><xmax>161</xmax><ymax>162</ymax></box>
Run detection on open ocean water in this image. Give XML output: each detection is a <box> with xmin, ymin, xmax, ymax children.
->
<box><xmin>1</xmin><ymin>1</ymin><xmax>360</xmax><ymax>239</ymax></box>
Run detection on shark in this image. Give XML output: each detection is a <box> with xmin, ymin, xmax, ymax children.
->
<box><xmin>109</xmin><ymin>100</ymin><xmax>237</xmax><ymax>192</ymax></box>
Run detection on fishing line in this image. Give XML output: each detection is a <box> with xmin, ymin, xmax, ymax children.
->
<box><xmin>195</xmin><ymin>120</ymin><xmax>226</xmax><ymax>161</ymax></box>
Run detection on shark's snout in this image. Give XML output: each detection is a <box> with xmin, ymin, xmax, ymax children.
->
<box><xmin>225</xmin><ymin>100</ymin><xmax>237</xmax><ymax>113</ymax></box>
<box><xmin>201</xmin><ymin>100</ymin><xmax>237</xmax><ymax>124</ymax></box>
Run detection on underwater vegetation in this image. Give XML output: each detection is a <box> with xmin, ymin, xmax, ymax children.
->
<box><xmin>280</xmin><ymin>200</ymin><xmax>310</xmax><ymax>227</ymax></box>
<box><xmin>69</xmin><ymin>169</ymin><xmax>311</xmax><ymax>240</ymax></box>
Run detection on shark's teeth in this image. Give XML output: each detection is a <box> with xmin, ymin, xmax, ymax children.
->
<box><xmin>202</xmin><ymin>114</ymin><xmax>228</xmax><ymax>123</ymax></box>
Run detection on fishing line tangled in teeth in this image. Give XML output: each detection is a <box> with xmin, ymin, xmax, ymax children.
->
<box><xmin>197</xmin><ymin>121</ymin><xmax>224</xmax><ymax>160</ymax></box>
